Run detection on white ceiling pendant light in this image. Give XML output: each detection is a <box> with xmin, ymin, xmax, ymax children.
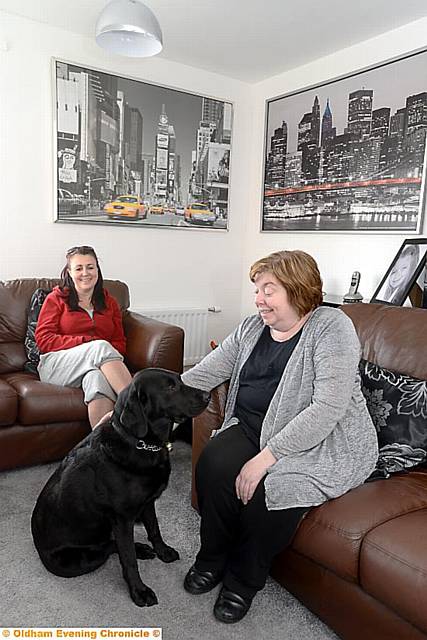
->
<box><xmin>95</xmin><ymin>0</ymin><xmax>163</xmax><ymax>58</ymax></box>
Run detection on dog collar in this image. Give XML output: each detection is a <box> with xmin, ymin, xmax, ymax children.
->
<box><xmin>111</xmin><ymin>418</ymin><xmax>163</xmax><ymax>452</ymax></box>
<box><xmin>135</xmin><ymin>439</ymin><xmax>162</xmax><ymax>452</ymax></box>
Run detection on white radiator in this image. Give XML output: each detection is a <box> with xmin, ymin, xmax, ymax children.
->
<box><xmin>135</xmin><ymin>308</ymin><xmax>209</xmax><ymax>366</ymax></box>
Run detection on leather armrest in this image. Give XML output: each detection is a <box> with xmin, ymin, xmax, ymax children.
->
<box><xmin>191</xmin><ymin>382</ymin><xmax>229</xmax><ymax>509</ymax></box>
<box><xmin>122</xmin><ymin>311</ymin><xmax>184</xmax><ymax>374</ymax></box>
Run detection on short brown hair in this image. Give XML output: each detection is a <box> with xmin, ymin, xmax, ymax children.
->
<box><xmin>249</xmin><ymin>250</ymin><xmax>323</xmax><ymax>316</ymax></box>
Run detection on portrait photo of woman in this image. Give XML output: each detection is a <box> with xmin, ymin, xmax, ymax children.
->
<box><xmin>371</xmin><ymin>240</ymin><xmax>427</xmax><ymax>306</ymax></box>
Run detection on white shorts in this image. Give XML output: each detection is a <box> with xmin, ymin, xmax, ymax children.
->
<box><xmin>38</xmin><ymin>339</ymin><xmax>123</xmax><ymax>404</ymax></box>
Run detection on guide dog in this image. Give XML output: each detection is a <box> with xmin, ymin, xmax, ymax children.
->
<box><xmin>31</xmin><ymin>368</ymin><xmax>210</xmax><ymax>607</ymax></box>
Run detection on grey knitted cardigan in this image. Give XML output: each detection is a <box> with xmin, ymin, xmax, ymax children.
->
<box><xmin>182</xmin><ymin>306</ymin><xmax>378</xmax><ymax>510</ymax></box>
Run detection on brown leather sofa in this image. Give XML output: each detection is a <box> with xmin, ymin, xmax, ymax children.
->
<box><xmin>191</xmin><ymin>303</ymin><xmax>427</xmax><ymax>640</ymax></box>
<box><xmin>0</xmin><ymin>278</ymin><xmax>184</xmax><ymax>472</ymax></box>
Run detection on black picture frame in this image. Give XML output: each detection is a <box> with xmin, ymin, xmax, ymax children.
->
<box><xmin>261</xmin><ymin>48</ymin><xmax>427</xmax><ymax>233</ymax></box>
<box><xmin>370</xmin><ymin>238</ymin><xmax>427</xmax><ymax>306</ymax></box>
<box><xmin>53</xmin><ymin>59</ymin><xmax>233</xmax><ymax>231</ymax></box>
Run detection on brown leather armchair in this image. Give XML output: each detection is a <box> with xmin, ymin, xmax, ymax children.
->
<box><xmin>191</xmin><ymin>303</ymin><xmax>427</xmax><ymax>640</ymax></box>
<box><xmin>0</xmin><ymin>278</ymin><xmax>184</xmax><ymax>471</ymax></box>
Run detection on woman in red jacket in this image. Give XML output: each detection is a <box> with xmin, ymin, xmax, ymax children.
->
<box><xmin>35</xmin><ymin>245</ymin><xmax>132</xmax><ymax>428</ymax></box>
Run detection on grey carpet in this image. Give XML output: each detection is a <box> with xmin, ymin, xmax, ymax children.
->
<box><xmin>0</xmin><ymin>441</ymin><xmax>338</xmax><ymax>639</ymax></box>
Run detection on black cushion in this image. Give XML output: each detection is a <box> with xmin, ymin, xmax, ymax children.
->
<box><xmin>24</xmin><ymin>288</ymin><xmax>51</xmax><ymax>374</ymax></box>
<box><xmin>359</xmin><ymin>359</ymin><xmax>427</xmax><ymax>479</ymax></box>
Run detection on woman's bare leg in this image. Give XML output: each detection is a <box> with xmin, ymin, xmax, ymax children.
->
<box><xmin>100</xmin><ymin>360</ymin><xmax>132</xmax><ymax>394</ymax></box>
<box><xmin>88</xmin><ymin>397</ymin><xmax>114</xmax><ymax>429</ymax></box>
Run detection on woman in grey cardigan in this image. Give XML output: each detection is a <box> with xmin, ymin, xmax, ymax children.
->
<box><xmin>182</xmin><ymin>250</ymin><xmax>378</xmax><ymax>624</ymax></box>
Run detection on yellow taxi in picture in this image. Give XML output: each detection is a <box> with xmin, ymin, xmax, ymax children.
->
<box><xmin>184</xmin><ymin>203</ymin><xmax>216</xmax><ymax>226</ymax></box>
<box><xmin>149</xmin><ymin>203</ymin><xmax>164</xmax><ymax>215</ymax></box>
<box><xmin>104</xmin><ymin>195</ymin><xmax>147</xmax><ymax>220</ymax></box>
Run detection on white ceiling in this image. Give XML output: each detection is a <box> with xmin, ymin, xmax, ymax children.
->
<box><xmin>1</xmin><ymin>0</ymin><xmax>427</xmax><ymax>82</ymax></box>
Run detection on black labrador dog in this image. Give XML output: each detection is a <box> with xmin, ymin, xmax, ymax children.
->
<box><xmin>31</xmin><ymin>368</ymin><xmax>209</xmax><ymax>607</ymax></box>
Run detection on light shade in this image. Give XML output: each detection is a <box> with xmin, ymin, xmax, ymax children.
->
<box><xmin>95</xmin><ymin>0</ymin><xmax>163</xmax><ymax>58</ymax></box>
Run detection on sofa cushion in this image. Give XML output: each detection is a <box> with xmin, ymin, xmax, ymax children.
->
<box><xmin>291</xmin><ymin>470</ymin><xmax>427</xmax><ymax>583</ymax></box>
<box><xmin>24</xmin><ymin>288</ymin><xmax>51</xmax><ymax>374</ymax></box>
<box><xmin>360</xmin><ymin>359</ymin><xmax>427</xmax><ymax>478</ymax></box>
<box><xmin>0</xmin><ymin>377</ymin><xmax>18</xmax><ymax>426</ymax></box>
<box><xmin>341</xmin><ymin>304</ymin><xmax>427</xmax><ymax>381</ymax></box>
<box><xmin>0</xmin><ymin>279</ymin><xmax>60</xmax><ymax>373</ymax></box>
<box><xmin>0</xmin><ymin>343</ymin><xmax>27</xmax><ymax>374</ymax></box>
<box><xmin>3</xmin><ymin>372</ymin><xmax>87</xmax><ymax>425</ymax></box>
<box><xmin>360</xmin><ymin>509</ymin><xmax>427</xmax><ymax>635</ymax></box>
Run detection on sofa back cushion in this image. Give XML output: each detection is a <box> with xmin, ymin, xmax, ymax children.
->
<box><xmin>341</xmin><ymin>303</ymin><xmax>427</xmax><ymax>380</ymax></box>
<box><xmin>0</xmin><ymin>278</ymin><xmax>130</xmax><ymax>374</ymax></box>
<box><xmin>359</xmin><ymin>359</ymin><xmax>427</xmax><ymax>477</ymax></box>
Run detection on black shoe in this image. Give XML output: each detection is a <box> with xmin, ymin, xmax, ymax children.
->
<box><xmin>184</xmin><ymin>564</ymin><xmax>222</xmax><ymax>595</ymax></box>
<box><xmin>213</xmin><ymin>587</ymin><xmax>253</xmax><ymax>623</ymax></box>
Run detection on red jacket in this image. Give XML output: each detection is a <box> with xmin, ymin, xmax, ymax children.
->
<box><xmin>35</xmin><ymin>287</ymin><xmax>126</xmax><ymax>355</ymax></box>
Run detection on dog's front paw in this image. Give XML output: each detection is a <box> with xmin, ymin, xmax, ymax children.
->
<box><xmin>154</xmin><ymin>543</ymin><xmax>180</xmax><ymax>563</ymax></box>
<box><xmin>130</xmin><ymin>584</ymin><xmax>158</xmax><ymax>607</ymax></box>
<box><xmin>135</xmin><ymin>542</ymin><xmax>156</xmax><ymax>559</ymax></box>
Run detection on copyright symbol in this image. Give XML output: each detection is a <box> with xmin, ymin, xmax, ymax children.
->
<box><xmin>2</xmin><ymin>630</ymin><xmax>10</xmax><ymax>637</ymax></box>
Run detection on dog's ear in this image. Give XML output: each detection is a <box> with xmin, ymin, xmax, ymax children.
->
<box><xmin>115</xmin><ymin>381</ymin><xmax>148</xmax><ymax>437</ymax></box>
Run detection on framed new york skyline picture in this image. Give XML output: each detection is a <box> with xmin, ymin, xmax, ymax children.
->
<box><xmin>261</xmin><ymin>48</ymin><xmax>427</xmax><ymax>233</ymax></box>
<box><xmin>53</xmin><ymin>59</ymin><xmax>233</xmax><ymax>230</ymax></box>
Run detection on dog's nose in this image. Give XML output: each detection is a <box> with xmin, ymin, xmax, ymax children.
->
<box><xmin>202</xmin><ymin>391</ymin><xmax>210</xmax><ymax>404</ymax></box>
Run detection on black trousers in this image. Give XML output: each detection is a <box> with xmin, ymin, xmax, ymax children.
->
<box><xmin>195</xmin><ymin>426</ymin><xmax>309</xmax><ymax>599</ymax></box>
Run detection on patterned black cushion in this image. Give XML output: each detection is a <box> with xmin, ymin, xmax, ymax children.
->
<box><xmin>359</xmin><ymin>359</ymin><xmax>427</xmax><ymax>479</ymax></box>
<box><xmin>24</xmin><ymin>288</ymin><xmax>51</xmax><ymax>374</ymax></box>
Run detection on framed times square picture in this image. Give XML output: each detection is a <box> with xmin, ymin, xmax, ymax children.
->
<box><xmin>53</xmin><ymin>59</ymin><xmax>233</xmax><ymax>230</ymax></box>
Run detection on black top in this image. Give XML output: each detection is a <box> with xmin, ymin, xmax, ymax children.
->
<box><xmin>234</xmin><ymin>325</ymin><xmax>302</xmax><ymax>447</ymax></box>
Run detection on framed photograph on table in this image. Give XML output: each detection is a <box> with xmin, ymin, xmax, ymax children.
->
<box><xmin>261</xmin><ymin>48</ymin><xmax>427</xmax><ymax>233</ymax></box>
<box><xmin>371</xmin><ymin>238</ymin><xmax>427</xmax><ymax>306</ymax></box>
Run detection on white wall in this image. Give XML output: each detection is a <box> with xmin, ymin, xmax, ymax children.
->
<box><xmin>1</xmin><ymin>12</ymin><xmax>426</xmax><ymax>345</ymax></box>
<box><xmin>240</xmin><ymin>17</ymin><xmax>427</xmax><ymax>316</ymax></box>
<box><xmin>0</xmin><ymin>11</ymin><xmax>251</xmax><ymax>343</ymax></box>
